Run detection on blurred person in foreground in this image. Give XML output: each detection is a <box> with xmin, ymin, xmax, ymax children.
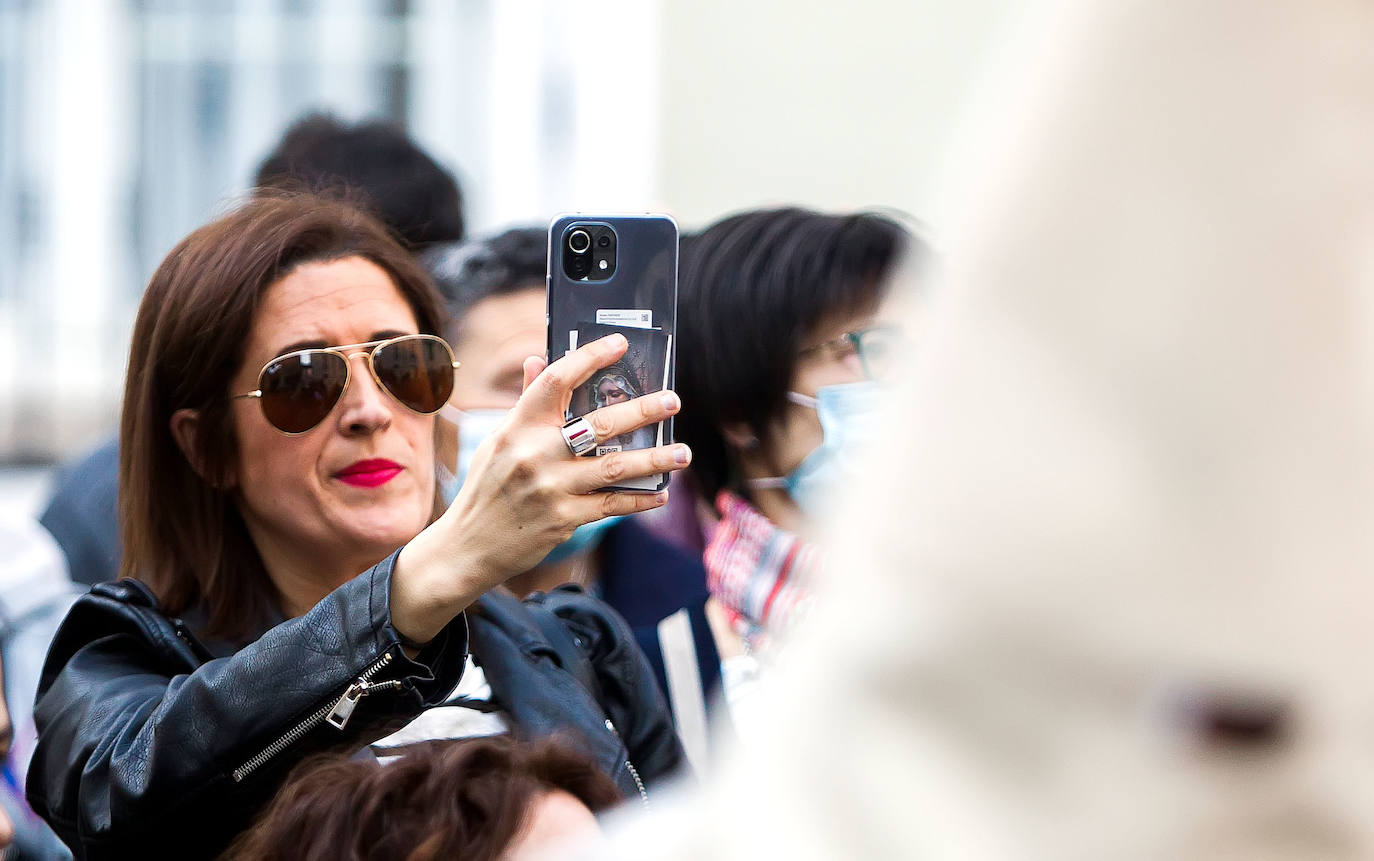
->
<box><xmin>40</xmin><ymin>112</ymin><xmax>465</xmax><ymax>586</ymax></box>
<box><xmin>674</xmin><ymin>208</ymin><xmax>915</xmax><ymax>733</ymax></box>
<box><xmin>27</xmin><ymin>194</ymin><xmax>687</xmax><ymax>859</ymax></box>
<box><xmin>0</xmin><ymin>612</ymin><xmax>76</xmax><ymax>861</ymax></box>
<box><xmin>425</xmin><ymin>230</ymin><xmax>723</xmax><ymax>773</ymax></box>
<box><xmin>0</xmin><ymin>662</ymin><xmax>74</xmax><ymax>861</ymax></box>
<box><xmin>598</xmin><ymin>1</ymin><xmax>1374</xmax><ymax>859</ymax></box>
<box><xmin>0</xmin><ymin>519</ymin><xmax>77</xmax><ymax>860</ymax></box>
<box><xmin>223</xmin><ymin>736</ymin><xmax>619</xmax><ymax>861</ymax></box>
<box><xmin>0</xmin><ymin>659</ymin><xmax>18</xmax><ymax>859</ymax></box>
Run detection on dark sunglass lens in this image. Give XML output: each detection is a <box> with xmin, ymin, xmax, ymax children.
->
<box><xmin>259</xmin><ymin>351</ymin><xmax>348</xmax><ymax>433</ymax></box>
<box><xmin>373</xmin><ymin>337</ymin><xmax>454</xmax><ymax>414</ymax></box>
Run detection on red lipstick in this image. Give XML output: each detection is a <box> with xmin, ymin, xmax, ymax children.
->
<box><xmin>336</xmin><ymin>459</ymin><xmax>403</xmax><ymax>488</ymax></box>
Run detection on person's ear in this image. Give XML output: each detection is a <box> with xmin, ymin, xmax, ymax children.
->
<box><xmin>170</xmin><ymin>408</ymin><xmax>237</xmax><ymax>489</ymax></box>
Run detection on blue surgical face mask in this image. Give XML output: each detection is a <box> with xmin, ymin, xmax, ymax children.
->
<box><xmin>437</xmin><ymin>405</ymin><xmax>510</xmax><ymax>506</ymax></box>
<box><xmin>437</xmin><ymin>404</ymin><xmax>623</xmax><ymax>563</ymax></box>
<box><xmin>538</xmin><ymin>514</ymin><xmax>623</xmax><ymax>566</ymax></box>
<box><xmin>747</xmin><ymin>381</ymin><xmax>884</xmax><ymax>515</ymax></box>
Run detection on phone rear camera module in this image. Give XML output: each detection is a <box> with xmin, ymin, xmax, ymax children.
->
<box><xmin>561</xmin><ymin>223</ymin><xmax>616</xmax><ymax>282</ymax></box>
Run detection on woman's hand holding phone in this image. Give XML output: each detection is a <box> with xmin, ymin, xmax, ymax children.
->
<box><xmin>391</xmin><ymin>333</ymin><xmax>691</xmax><ymax>645</ymax></box>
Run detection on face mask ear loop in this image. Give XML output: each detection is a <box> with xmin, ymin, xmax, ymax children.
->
<box><xmin>744</xmin><ymin>476</ymin><xmax>789</xmax><ymax>491</ymax></box>
<box><xmin>438</xmin><ymin>403</ymin><xmax>464</xmax><ymax>425</ymax></box>
<box><xmin>776</xmin><ymin>389</ymin><xmax>824</xmax><ymax>480</ymax></box>
<box><xmin>433</xmin><ymin>403</ymin><xmax>461</xmax><ymax>479</ymax></box>
<box><xmin>786</xmin><ymin>391</ymin><xmax>819</xmax><ymax>410</ymax></box>
<box><xmin>740</xmin><ymin>416</ymin><xmax>796</xmax><ymax>494</ymax></box>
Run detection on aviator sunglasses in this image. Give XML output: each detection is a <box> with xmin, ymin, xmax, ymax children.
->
<box><xmin>233</xmin><ymin>334</ymin><xmax>460</xmax><ymax>434</ymax></box>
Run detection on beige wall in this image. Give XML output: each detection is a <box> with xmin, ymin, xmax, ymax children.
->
<box><xmin>656</xmin><ymin>0</ymin><xmax>1020</xmax><ymax>230</ymax></box>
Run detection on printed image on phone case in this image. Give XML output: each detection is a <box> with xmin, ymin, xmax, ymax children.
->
<box><xmin>567</xmin><ymin>322</ymin><xmax>671</xmax><ymax>456</ymax></box>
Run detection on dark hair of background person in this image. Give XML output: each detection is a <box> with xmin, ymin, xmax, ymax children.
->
<box><xmin>255</xmin><ymin>113</ymin><xmax>465</xmax><ymax>250</ymax></box>
<box><xmin>119</xmin><ymin>192</ymin><xmax>447</xmax><ymax>641</ymax></box>
<box><xmin>221</xmin><ymin>736</ymin><xmax>622</xmax><ymax>861</ymax></box>
<box><xmin>675</xmin><ymin>207</ymin><xmax>914</xmax><ymax>501</ymax></box>
<box><xmin>421</xmin><ymin>226</ymin><xmax>547</xmax><ymax>339</ymax></box>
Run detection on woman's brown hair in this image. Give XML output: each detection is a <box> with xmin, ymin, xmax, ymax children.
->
<box><xmin>221</xmin><ymin>737</ymin><xmax>623</xmax><ymax>861</ymax></box>
<box><xmin>120</xmin><ymin>192</ymin><xmax>446</xmax><ymax>640</ymax></box>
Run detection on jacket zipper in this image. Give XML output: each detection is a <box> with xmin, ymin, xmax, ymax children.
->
<box><xmin>604</xmin><ymin>718</ymin><xmax>650</xmax><ymax>807</ymax></box>
<box><xmin>172</xmin><ymin>619</ymin><xmax>199</xmax><ymax>655</ymax></box>
<box><xmin>232</xmin><ymin>650</ymin><xmax>398</xmax><ymax>783</ymax></box>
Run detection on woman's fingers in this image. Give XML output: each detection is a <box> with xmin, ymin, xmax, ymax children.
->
<box><xmin>567</xmin><ymin>443</ymin><xmax>692</xmax><ymax>494</ymax></box>
<box><xmin>514</xmin><ymin>334</ymin><xmax>628</xmax><ymax>420</ymax></box>
<box><xmin>569</xmin><ymin>488</ymin><xmax>672</xmax><ymax>524</ymax></box>
<box><xmin>577</xmin><ymin>390</ymin><xmax>681</xmax><ymax>445</ymax></box>
<box><xmin>521</xmin><ymin>355</ymin><xmax>547</xmax><ymax>393</ymax></box>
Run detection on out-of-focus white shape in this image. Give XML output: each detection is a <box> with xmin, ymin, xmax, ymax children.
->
<box><xmin>604</xmin><ymin>0</ymin><xmax>1374</xmax><ymax>858</ymax></box>
<box><xmin>657</xmin><ymin>609</ymin><xmax>710</xmax><ymax>777</ymax></box>
<box><xmin>35</xmin><ymin>0</ymin><xmax>132</xmax><ymax>452</ymax></box>
<box><xmin>655</xmin><ymin>0</ymin><xmax>1019</xmax><ymax>227</ymax></box>
<box><xmin>477</xmin><ymin>0</ymin><xmax>663</xmax><ymax>229</ymax></box>
<box><xmin>717</xmin><ymin>652</ymin><xmax>762</xmax><ymax>744</ymax></box>
<box><xmin>484</xmin><ymin>0</ymin><xmax>545</xmax><ymax>227</ymax></box>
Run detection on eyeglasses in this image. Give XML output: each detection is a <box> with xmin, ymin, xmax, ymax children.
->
<box><xmin>233</xmin><ymin>334</ymin><xmax>461</xmax><ymax>434</ymax></box>
<box><xmin>799</xmin><ymin>325</ymin><xmax>904</xmax><ymax>382</ymax></box>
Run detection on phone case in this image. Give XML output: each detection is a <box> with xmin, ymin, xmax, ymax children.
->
<box><xmin>547</xmin><ymin>213</ymin><xmax>678</xmax><ymax>492</ymax></box>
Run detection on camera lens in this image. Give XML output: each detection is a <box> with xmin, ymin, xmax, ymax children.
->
<box><xmin>568</xmin><ymin>229</ymin><xmax>591</xmax><ymax>254</ymax></box>
<box><xmin>597</xmin><ymin>234</ymin><xmax>611</xmax><ymax>248</ymax></box>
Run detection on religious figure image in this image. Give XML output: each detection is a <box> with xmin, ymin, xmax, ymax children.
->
<box><xmin>567</xmin><ymin>322</ymin><xmax>670</xmax><ymax>454</ymax></box>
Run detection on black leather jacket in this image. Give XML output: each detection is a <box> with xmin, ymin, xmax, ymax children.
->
<box><xmin>26</xmin><ymin>551</ymin><xmax>685</xmax><ymax>860</ymax></box>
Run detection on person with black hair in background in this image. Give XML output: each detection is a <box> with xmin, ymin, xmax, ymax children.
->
<box><xmin>255</xmin><ymin>113</ymin><xmax>465</xmax><ymax>251</ymax></box>
<box><xmin>674</xmin><ymin>208</ymin><xmax>918</xmax><ymax>736</ymax></box>
<box><xmin>424</xmin><ymin>230</ymin><xmax>725</xmax><ymax>774</ymax></box>
<box><xmin>40</xmin><ymin>113</ymin><xmax>466</xmax><ymax>587</ymax></box>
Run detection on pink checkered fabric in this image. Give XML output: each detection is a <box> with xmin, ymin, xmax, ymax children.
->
<box><xmin>703</xmin><ymin>491</ymin><xmax>817</xmax><ymax>650</ymax></box>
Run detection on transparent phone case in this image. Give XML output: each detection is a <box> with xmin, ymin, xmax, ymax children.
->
<box><xmin>547</xmin><ymin>213</ymin><xmax>678</xmax><ymax>492</ymax></box>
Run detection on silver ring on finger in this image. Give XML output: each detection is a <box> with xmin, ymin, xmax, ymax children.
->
<box><xmin>560</xmin><ymin>416</ymin><xmax>599</xmax><ymax>457</ymax></box>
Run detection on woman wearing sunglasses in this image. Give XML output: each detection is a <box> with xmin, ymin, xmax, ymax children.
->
<box><xmin>25</xmin><ymin>195</ymin><xmax>689</xmax><ymax>859</ymax></box>
<box><xmin>675</xmin><ymin>208</ymin><xmax>918</xmax><ymax>734</ymax></box>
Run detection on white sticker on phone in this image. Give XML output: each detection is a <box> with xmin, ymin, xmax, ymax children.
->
<box><xmin>596</xmin><ymin>444</ymin><xmax>623</xmax><ymax>456</ymax></box>
<box><xmin>596</xmin><ymin>309</ymin><xmax>653</xmax><ymax>328</ymax></box>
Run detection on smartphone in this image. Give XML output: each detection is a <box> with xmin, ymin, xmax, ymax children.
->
<box><xmin>547</xmin><ymin>213</ymin><xmax>678</xmax><ymax>492</ymax></box>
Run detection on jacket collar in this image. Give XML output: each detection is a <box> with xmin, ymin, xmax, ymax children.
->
<box><xmin>180</xmin><ymin>598</ymin><xmax>287</xmax><ymax>660</ymax></box>
<box><xmin>467</xmin><ymin>591</ymin><xmax>635</xmax><ymax>796</ymax></box>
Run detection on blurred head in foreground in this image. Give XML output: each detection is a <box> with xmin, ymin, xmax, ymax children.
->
<box><xmin>224</xmin><ymin>736</ymin><xmax>620</xmax><ymax>861</ymax></box>
<box><xmin>601</xmin><ymin>2</ymin><xmax>1374</xmax><ymax>859</ymax></box>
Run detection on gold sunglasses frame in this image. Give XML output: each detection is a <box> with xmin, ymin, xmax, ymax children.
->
<box><xmin>232</xmin><ymin>333</ymin><xmax>462</xmax><ymax>435</ymax></box>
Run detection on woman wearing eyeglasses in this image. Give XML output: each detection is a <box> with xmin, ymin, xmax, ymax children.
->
<box><xmin>25</xmin><ymin>195</ymin><xmax>689</xmax><ymax>859</ymax></box>
<box><xmin>675</xmin><ymin>208</ymin><xmax>918</xmax><ymax>733</ymax></box>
